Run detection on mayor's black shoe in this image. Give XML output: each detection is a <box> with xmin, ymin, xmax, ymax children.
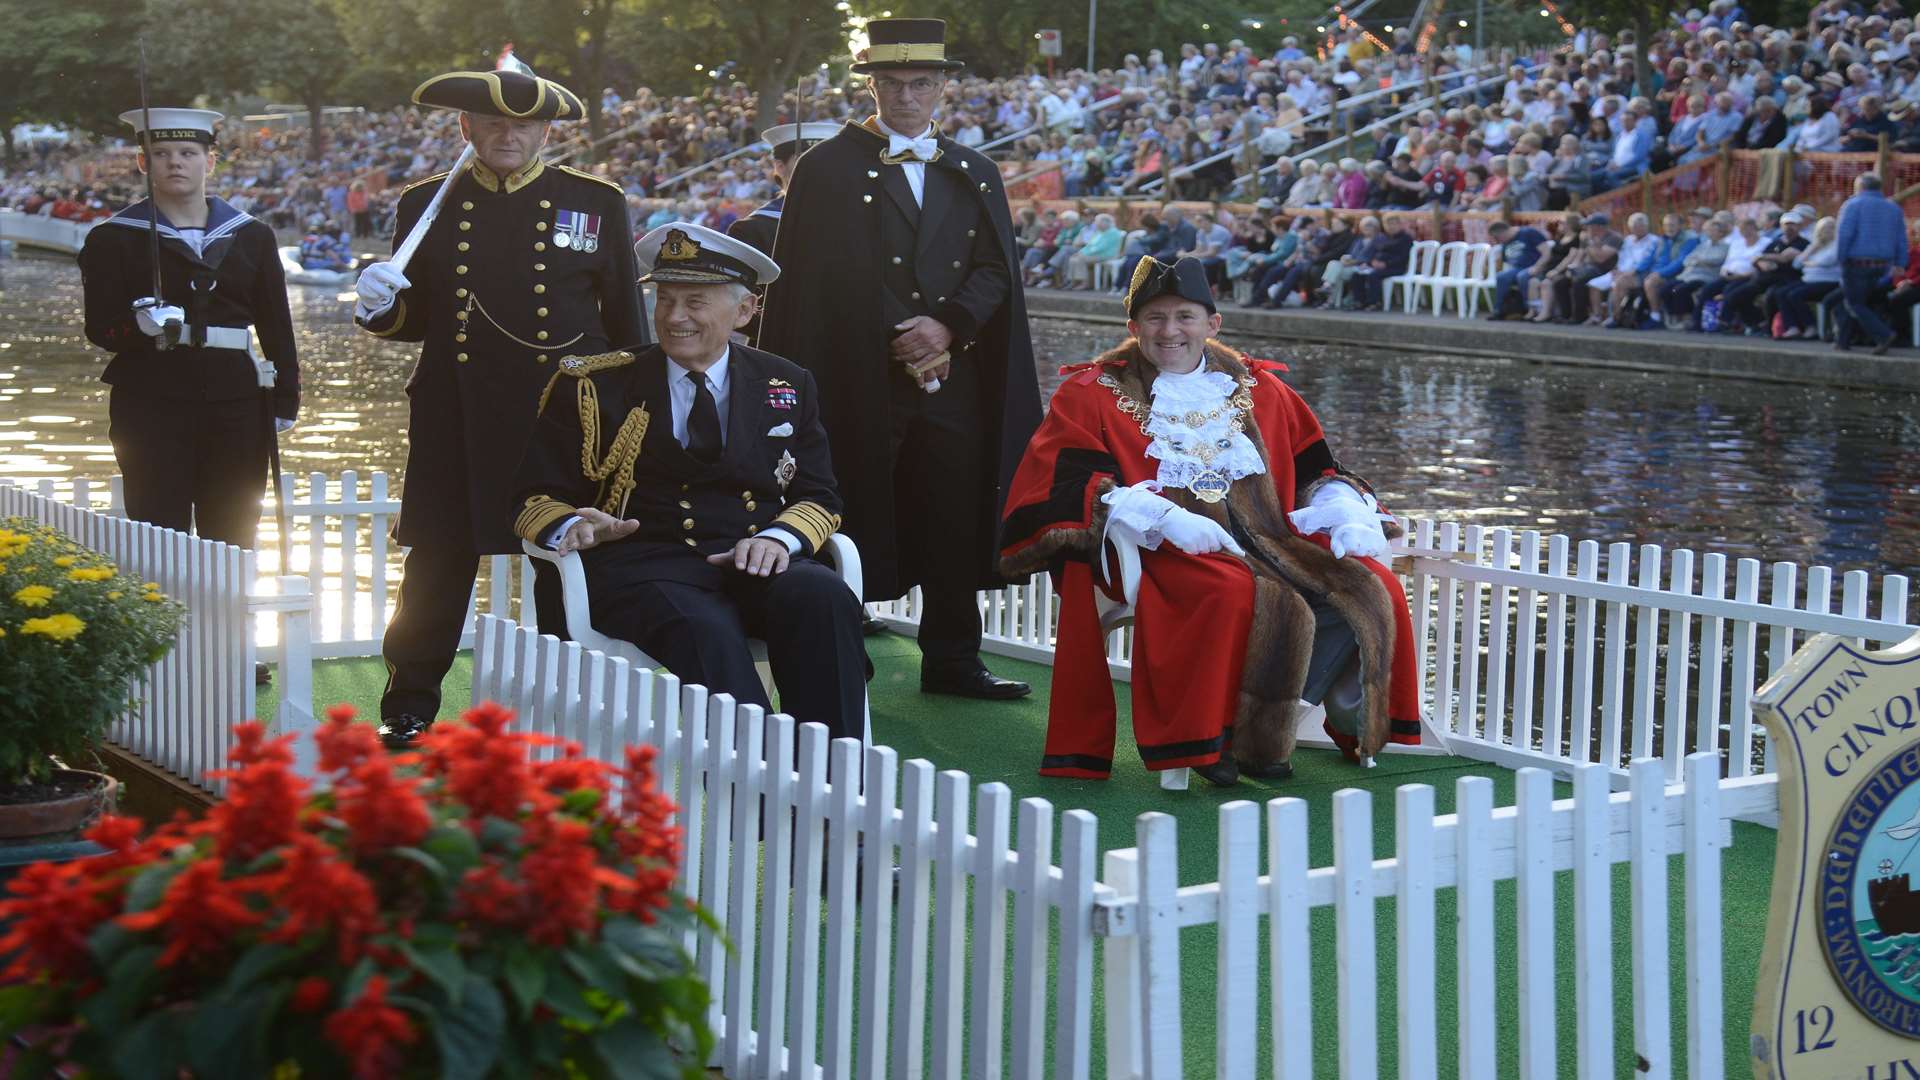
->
<box><xmin>1192</xmin><ymin>757</ymin><xmax>1241</xmax><ymax>787</ymax></box>
<box><xmin>1242</xmin><ymin>760</ymin><xmax>1295</xmax><ymax>781</ymax></box>
<box><xmin>378</xmin><ymin>713</ymin><xmax>434</xmax><ymax>749</ymax></box>
<box><xmin>1874</xmin><ymin>335</ymin><xmax>1897</xmax><ymax>356</ymax></box>
<box><xmin>255</xmin><ymin>662</ymin><xmax>272</xmax><ymax>686</ymax></box>
<box><xmin>920</xmin><ymin>668</ymin><xmax>1032</xmax><ymax>700</ymax></box>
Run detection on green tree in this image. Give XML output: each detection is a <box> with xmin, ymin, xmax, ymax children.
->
<box><xmin>146</xmin><ymin>0</ymin><xmax>351</xmax><ymax>159</ymax></box>
<box><xmin>0</xmin><ymin>0</ymin><xmax>179</xmax><ymax>159</ymax></box>
<box><xmin>627</xmin><ymin>0</ymin><xmax>848</xmax><ymax>132</ymax></box>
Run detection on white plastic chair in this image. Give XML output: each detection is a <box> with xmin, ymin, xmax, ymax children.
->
<box><xmin>1418</xmin><ymin>241</ymin><xmax>1469</xmax><ymax>316</ymax></box>
<box><xmin>1384</xmin><ymin>239</ymin><xmax>1439</xmax><ymax>313</ymax></box>
<box><xmin>1457</xmin><ymin>243</ymin><xmax>1500</xmax><ymax>318</ymax></box>
<box><xmin>1092</xmin><ymin>533</ymin><xmax>1191</xmax><ymax>789</ymax></box>
<box><xmin>521</xmin><ymin>532</ymin><xmax>872</xmax><ymax>744</ymax></box>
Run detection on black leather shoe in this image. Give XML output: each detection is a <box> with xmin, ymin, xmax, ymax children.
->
<box><xmin>377</xmin><ymin>713</ymin><xmax>433</xmax><ymax>749</ymax></box>
<box><xmin>1242</xmin><ymin>760</ymin><xmax>1295</xmax><ymax>781</ymax></box>
<box><xmin>920</xmin><ymin>668</ymin><xmax>1032</xmax><ymax>699</ymax></box>
<box><xmin>1192</xmin><ymin>758</ymin><xmax>1241</xmax><ymax>786</ymax></box>
<box><xmin>862</xmin><ymin>614</ymin><xmax>889</xmax><ymax>636</ymax></box>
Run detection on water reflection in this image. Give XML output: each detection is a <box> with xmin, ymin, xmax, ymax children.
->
<box><xmin>4</xmin><ymin>253</ymin><xmax>1918</xmax><ymax>579</ymax></box>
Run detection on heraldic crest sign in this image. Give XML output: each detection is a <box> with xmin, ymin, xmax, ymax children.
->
<box><xmin>1752</xmin><ymin>629</ymin><xmax>1920</xmax><ymax>1079</ymax></box>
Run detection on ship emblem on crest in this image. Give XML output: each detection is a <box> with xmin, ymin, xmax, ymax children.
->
<box><xmin>1820</xmin><ymin>751</ymin><xmax>1920</xmax><ymax>1037</ymax></box>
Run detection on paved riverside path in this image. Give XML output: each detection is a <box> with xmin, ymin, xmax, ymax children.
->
<box><xmin>1025</xmin><ymin>287</ymin><xmax>1920</xmax><ymax>393</ymax></box>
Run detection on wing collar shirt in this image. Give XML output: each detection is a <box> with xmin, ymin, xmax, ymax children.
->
<box><xmin>875</xmin><ymin>115</ymin><xmax>935</xmax><ymax>207</ymax></box>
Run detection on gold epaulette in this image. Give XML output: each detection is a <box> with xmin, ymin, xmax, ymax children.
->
<box><xmin>398</xmin><ymin>170</ymin><xmax>452</xmax><ymax>198</ymax></box>
<box><xmin>537</xmin><ymin>351</ymin><xmax>635</xmax><ymax>416</ymax></box>
<box><xmin>556</xmin><ymin>164</ymin><xmax>625</xmax><ymax>193</ymax></box>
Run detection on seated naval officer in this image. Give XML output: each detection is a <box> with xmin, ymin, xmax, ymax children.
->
<box><xmin>510</xmin><ymin>223</ymin><xmax>867</xmax><ymax>740</ymax></box>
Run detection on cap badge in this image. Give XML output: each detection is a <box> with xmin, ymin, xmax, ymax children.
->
<box><xmin>659</xmin><ymin>229</ymin><xmax>701</xmax><ymax>261</ymax></box>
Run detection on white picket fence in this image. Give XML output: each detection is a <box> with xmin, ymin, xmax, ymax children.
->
<box><xmin>469</xmin><ymin>613</ymin><xmax>1779</xmax><ymax>1080</ymax></box>
<box><xmin>27</xmin><ymin>470</ymin><xmax>1918</xmax><ymax>789</ymax></box>
<box><xmin>0</xmin><ymin>480</ymin><xmax>317</xmax><ymax>786</ymax></box>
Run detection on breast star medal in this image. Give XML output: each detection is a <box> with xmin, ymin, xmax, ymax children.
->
<box><xmin>774</xmin><ymin>450</ymin><xmax>797</xmax><ymax>492</ymax></box>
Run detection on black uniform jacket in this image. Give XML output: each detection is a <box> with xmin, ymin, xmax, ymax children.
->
<box><xmin>78</xmin><ymin>197</ymin><xmax>299</xmax><ymax>419</ymax></box>
<box><xmin>510</xmin><ymin>344</ymin><xmax>843</xmax><ymax>589</ymax></box>
<box><xmin>359</xmin><ymin>158</ymin><xmax>649</xmax><ymax>553</ymax></box>
<box><xmin>759</xmin><ymin>121</ymin><xmax>1043</xmax><ymax>596</ymax></box>
<box><xmin>725</xmin><ymin>197</ymin><xmax>781</xmax><ymax>255</ymax></box>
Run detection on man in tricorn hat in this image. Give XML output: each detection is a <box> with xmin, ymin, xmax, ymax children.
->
<box><xmin>510</xmin><ymin>222</ymin><xmax>867</xmax><ymax>738</ymax></box>
<box><xmin>78</xmin><ymin>107</ymin><xmax>299</xmax><ymax>551</ymax></box>
<box><xmin>353</xmin><ymin>68</ymin><xmax>649</xmax><ymax>747</ymax></box>
<box><xmin>760</xmin><ymin>18</ymin><xmax>1044</xmax><ymax>700</ymax></box>
<box><xmin>998</xmin><ymin>258</ymin><xmax>1423</xmax><ymax>784</ymax></box>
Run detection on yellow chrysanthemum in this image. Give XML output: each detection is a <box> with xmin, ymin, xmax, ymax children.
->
<box><xmin>141</xmin><ymin>592</ymin><xmax>167</xmax><ymax>603</ymax></box>
<box><xmin>107</xmin><ymin>591</ymin><xmax>122</xmax><ymax>601</ymax></box>
<box><xmin>52</xmin><ymin>555</ymin><xmax>76</xmax><ymax>567</ymax></box>
<box><xmin>13</xmin><ymin>585</ymin><xmax>54</xmax><ymax>608</ymax></box>
<box><xmin>20</xmin><ymin>613</ymin><xmax>85</xmax><ymax>641</ymax></box>
<box><xmin>68</xmin><ymin>567</ymin><xmax>115</xmax><ymax>583</ymax></box>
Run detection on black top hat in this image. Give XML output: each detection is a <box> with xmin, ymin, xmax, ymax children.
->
<box><xmin>1125</xmin><ymin>257</ymin><xmax>1216</xmax><ymax>319</ymax></box>
<box><xmin>851</xmin><ymin>18</ymin><xmax>967</xmax><ymax>73</ymax></box>
<box><xmin>412</xmin><ymin>70</ymin><xmax>586</xmax><ymax>121</ymax></box>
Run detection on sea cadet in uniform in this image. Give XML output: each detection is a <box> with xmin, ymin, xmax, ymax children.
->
<box><xmin>78</xmin><ymin>107</ymin><xmax>299</xmax><ymax>548</ymax></box>
<box><xmin>353</xmin><ymin>69</ymin><xmax>649</xmax><ymax>747</ymax></box>
<box><xmin>726</xmin><ymin>121</ymin><xmax>840</xmax><ymax>256</ymax></box>
<box><xmin>510</xmin><ymin>223</ymin><xmax>867</xmax><ymax>739</ymax></box>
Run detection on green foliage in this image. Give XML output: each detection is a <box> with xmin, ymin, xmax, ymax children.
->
<box><xmin>0</xmin><ymin>519</ymin><xmax>185</xmax><ymax>788</ymax></box>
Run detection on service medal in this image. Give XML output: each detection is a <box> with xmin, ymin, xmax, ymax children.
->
<box><xmin>1188</xmin><ymin>471</ymin><xmax>1231</xmax><ymax>503</ymax></box>
<box><xmin>583</xmin><ymin>235</ymin><xmax>598</xmax><ymax>253</ymax></box>
<box><xmin>554</xmin><ymin>230</ymin><xmax>573</xmax><ymax>249</ymax></box>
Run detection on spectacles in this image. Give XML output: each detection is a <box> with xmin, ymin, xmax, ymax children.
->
<box><xmin>873</xmin><ymin>76</ymin><xmax>943</xmax><ymax>97</ymax></box>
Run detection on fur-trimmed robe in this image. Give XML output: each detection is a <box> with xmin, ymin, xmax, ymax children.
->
<box><xmin>999</xmin><ymin>340</ymin><xmax>1422</xmax><ymax>778</ymax></box>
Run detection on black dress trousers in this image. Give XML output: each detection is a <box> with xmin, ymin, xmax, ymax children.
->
<box><xmin>886</xmin><ymin>349</ymin><xmax>987</xmax><ymax>675</ymax></box>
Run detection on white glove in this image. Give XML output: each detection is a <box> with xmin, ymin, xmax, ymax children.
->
<box><xmin>132</xmin><ymin>298</ymin><xmax>184</xmax><ymax>337</ymax></box>
<box><xmin>1288</xmin><ymin>481</ymin><xmax>1389</xmax><ymax>560</ymax></box>
<box><xmin>1159</xmin><ymin>506</ymin><xmax>1247</xmax><ymax>556</ymax></box>
<box><xmin>274</xmin><ymin>418</ymin><xmax>296</xmax><ymax>434</ymax></box>
<box><xmin>353</xmin><ymin>261</ymin><xmax>411</xmax><ymax>321</ymax></box>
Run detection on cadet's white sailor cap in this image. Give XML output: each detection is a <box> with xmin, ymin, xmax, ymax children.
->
<box><xmin>635</xmin><ymin>222</ymin><xmax>780</xmax><ymax>287</ymax></box>
<box><xmin>760</xmin><ymin>122</ymin><xmax>840</xmax><ymax>157</ymax></box>
<box><xmin>119</xmin><ymin>108</ymin><xmax>223</xmax><ymax>146</ymax></box>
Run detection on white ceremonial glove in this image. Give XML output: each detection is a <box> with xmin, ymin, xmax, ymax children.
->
<box><xmin>353</xmin><ymin>261</ymin><xmax>411</xmax><ymax>321</ymax></box>
<box><xmin>274</xmin><ymin>418</ymin><xmax>296</xmax><ymax>434</ymax></box>
<box><xmin>1159</xmin><ymin>506</ymin><xmax>1247</xmax><ymax>556</ymax></box>
<box><xmin>1288</xmin><ymin>481</ymin><xmax>1390</xmax><ymax>560</ymax></box>
<box><xmin>132</xmin><ymin>297</ymin><xmax>184</xmax><ymax>337</ymax></box>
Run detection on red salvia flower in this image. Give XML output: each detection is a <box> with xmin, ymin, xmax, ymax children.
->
<box><xmin>0</xmin><ymin>860</ymin><xmax>112</xmax><ymax>981</ymax></box>
<box><xmin>519</xmin><ymin>813</ymin><xmax>606</xmax><ymax>944</ymax></box>
<box><xmin>314</xmin><ymin>704</ymin><xmax>381</xmax><ymax>774</ymax></box>
<box><xmin>454</xmin><ymin>859</ymin><xmax>531</xmax><ymax>929</ymax></box>
<box><xmin>117</xmin><ymin>859</ymin><xmax>265</xmax><ymax>968</ymax></box>
<box><xmin>334</xmin><ymin>754</ymin><xmax>431</xmax><ymax>855</ymax></box>
<box><xmin>207</xmin><ymin>721</ymin><xmax>307</xmax><ymax>861</ymax></box>
<box><xmin>419</xmin><ymin>703</ymin><xmax>548</xmax><ymax>821</ymax></box>
<box><xmin>290</xmin><ymin>975</ymin><xmax>333</xmax><ymax>1014</ymax></box>
<box><xmin>323</xmin><ymin>975</ymin><xmax>416</xmax><ymax>1080</ymax></box>
<box><xmin>266</xmin><ymin>834</ymin><xmax>381</xmax><ymax>964</ymax></box>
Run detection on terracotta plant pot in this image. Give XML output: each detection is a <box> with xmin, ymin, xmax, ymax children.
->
<box><xmin>0</xmin><ymin>770</ymin><xmax>119</xmax><ymax>846</ymax></box>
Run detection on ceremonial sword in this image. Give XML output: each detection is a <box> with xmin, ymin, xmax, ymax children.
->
<box><xmin>135</xmin><ymin>39</ymin><xmax>181</xmax><ymax>350</ymax></box>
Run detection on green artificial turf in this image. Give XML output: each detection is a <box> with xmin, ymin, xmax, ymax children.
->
<box><xmin>260</xmin><ymin>631</ymin><xmax>1773</xmax><ymax>1078</ymax></box>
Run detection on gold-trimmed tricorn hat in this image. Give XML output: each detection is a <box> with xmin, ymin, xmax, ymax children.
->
<box><xmin>1125</xmin><ymin>257</ymin><xmax>1217</xmax><ymax>319</ymax></box>
<box><xmin>851</xmin><ymin>18</ymin><xmax>967</xmax><ymax>73</ymax></box>
<box><xmin>634</xmin><ymin>222</ymin><xmax>781</xmax><ymax>287</ymax></box>
<box><xmin>411</xmin><ymin>70</ymin><xmax>586</xmax><ymax>120</ymax></box>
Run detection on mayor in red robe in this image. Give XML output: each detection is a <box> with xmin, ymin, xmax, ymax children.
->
<box><xmin>998</xmin><ymin>258</ymin><xmax>1422</xmax><ymax>784</ymax></box>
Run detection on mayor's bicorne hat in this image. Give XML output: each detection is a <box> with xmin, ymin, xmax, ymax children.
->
<box><xmin>412</xmin><ymin>69</ymin><xmax>586</xmax><ymax>120</ymax></box>
<box><xmin>851</xmin><ymin>18</ymin><xmax>967</xmax><ymax>73</ymax></box>
<box><xmin>1125</xmin><ymin>257</ymin><xmax>1216</xmax><ymax>319</ymax></box>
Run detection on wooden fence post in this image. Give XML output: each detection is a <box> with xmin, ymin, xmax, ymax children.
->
<box><xmin>1782</xmin><ymin>148</ymin><xmax>1796</xmax><ymax>205</ymax></box>
<box><xmin>1640</xmin><ymin>174</ymin><xmax>1652</xmax><ymax>218</ymax></box>
<box><xmin>1879</xmin><ymin>130</ymin><xmax>1893</xmax><ymax>184</ymax></box>
<box><xmin>1715</xmin><ymin>143</ymin><xmax>1731</xmax><ymax>207</ymax></box>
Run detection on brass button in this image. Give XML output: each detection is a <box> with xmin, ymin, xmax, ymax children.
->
<box><xmin>455</xmin><ymin>265</ymin><xmax>469</xmax><ymax>275</ymax></box>
<box><xmin>456</xmin><ymin>352</ymin><xmax>469</xmax><ymax>362</ymax></box>
<box><xmin>740</xmin><ymin>490</ymin><xmax>752</xmax><ymax>499</ymax></box>
<box><xmin>459</xmin><ymin>221</ymin><xmax>472</xmax><ymax>231</ymax></box>
<box><xmin>536</xmin><ymin>330</ymin><xmax>549</xmax><ymax>341</ymax></box>
<box><xmin>959</xmin><ymin>160</ymin><xmax>970</xmax><ymax>170</ymax></box>
<box><xmin>456</xmin><ymin>310</ymin><xmax>470</xmax><ymax>321</ymax></box>
<box><xmin>462</xmin><ymin>200</ymin><xmax>474</xmax><ymax>210</ymax></box>
<box><xmin>747</xmin><ymin>525</ymin><xmax>759</xmax><ymax>535</ymax></box>
<box><xmin>535</xmin><ymin>242</ymin><xmax>546</xmax><ymax>252</ymax></box>
<box><xmin>979</xmin><ymin>183</ymin><xmax>989</xmax><ymax>192</ymax></box>
<box><xmin>968</xmin><ymin>229</ymin><xmax>977</xmax><ymax>237</ymax></box>
<box><xmin>540</xmin><ymin>199</ymin><xmax>552</xmax><ymax>209</ymax></box>
<box><xmin>744</xmin><ymin>500</ymin><xmax>757</xmax><ymax>511</ymax></box>
<box><xmin>682</xmin><ymin>518</ymin><xmax>695</xmax><ymax>530</ymax></box>
<box><xmin>536</xmin><ymin>222</ymin><xmax>548</xmax><ymax>231</ymax></box>
<box><xmin>937</xmin><ymin>296</ymin><xmax>946</xmax><ymax>302</ymax></box>
<box><xmin>911</xmin><ymin>291</ymin><xmax>921</xmax><ymax>300</ymax></box>
<box><xmin>458</xmin><ymin>241</ymin><xmax>470</xmax><ymax>252</ymax></box>
<box><xmin>678</xmin><ymin>499</ymin><xmax>692</xmax><ymax>509</ymax></box>
<box><xmin>951</xmin><ymin>260</ymin><xmax>962</xmax><ymax>269</ymax></box>
<box><xmin>534</xmin><ymin>263</ymin><xmax>546</xmax><ymax>271</ymax></box>
<box><xmin>684</xmin><ymin>538</ymin><xmax>697</xmax><ymax>547</ymax></box>
<box><xmin>455</xmin><ymin>288</ymin><xmax>469</xmax><ymax>298</ymax></box>
<box><xmin>681</xmin><ymin>484</ymin><xmax>690</xmax><ymax>492</ymax></box>
<box><xmin>455</xmin><ymin>333</ymin><xmax>468</xmax><ymax>342</ymax></box>
<box><xmin>537</xmin><ymin>307</ymin><xmax>549</xmax><ymax>317</ymax></box>
<box><xmin>892</xmin><ymin>256</ymin><xmax>902</xmax><ymax>265</ymax></box>
<box><xmin>536</xmin><ymin>354</ymin><xmax>549</xmax><ymax>362</ymax></box>
<box><xmin>534</xmin><ymin>284</ymin><xmax>546</xmax><ymax>294</ymax></box>
<box><xmin>863</xmin><ymin>194</ymin><xmax>873</xmax><ymax>203</ymax></box>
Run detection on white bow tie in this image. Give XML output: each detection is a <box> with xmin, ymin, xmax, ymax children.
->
<box><xmin>887</xmin><ymin>133</ymin><xmax>940</xmax><ymax>162</ymax></box>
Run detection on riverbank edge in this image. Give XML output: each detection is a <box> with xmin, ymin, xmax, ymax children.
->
<box><xmin>1024</xmin><ymin>287</ymin><xmax>1920</xmax><ymax>395</ymax></box>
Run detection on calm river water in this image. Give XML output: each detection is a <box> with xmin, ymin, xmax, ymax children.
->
<box><xmin>3</xmin><ymin>253</ymin><xmax>1917</xmax><ymax>580</ymax></box>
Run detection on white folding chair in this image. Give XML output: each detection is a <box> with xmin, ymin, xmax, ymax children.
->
<box><xmin>1458</xmin><ymin>243</ymin><xmax>1500</xmax><ymax>318</ymax></box>
<box><xmin>1420</xmin><ymin>241</ymin><xmax>1469</xmax><ymax>316</ymax></box>
<box><xmin>521</xmin><ymin>532</ymin><xmax>873</xmax><ymax>744</ymax></box>
<box><xmin>1384</xmin><ymin>239</ymin><xmax>1439</xmax><ymax>313</ymax></box>
<box><xmin>1092</xmin><ymin>534</ymin><xmax>1193</xmax><ymax>789</ymax></box>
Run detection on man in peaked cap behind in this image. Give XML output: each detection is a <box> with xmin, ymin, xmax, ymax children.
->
<box><xmin>510</xmin><ymin>223</ymin><xmax>867</xmax><ymax>739</ymax></box>
<box><xmin>353</xmin><ymin>68</ymin><xmax>650</xmax><ymax>747</ymax></box>
<box><xmin>728</xmin><ymin>121</ymin><xmax>840</xmax><ymax>256</ymax></box>
<box><xmin>760</xmin><ymin>18</ymin><xmax>1043</xmax><ymax>701</ymax></box>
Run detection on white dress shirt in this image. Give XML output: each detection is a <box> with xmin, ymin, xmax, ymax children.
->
<box><xmin>875</xmin><ymin>116</ymin><xmax>933</xmax><ymax>207</ymax></box>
